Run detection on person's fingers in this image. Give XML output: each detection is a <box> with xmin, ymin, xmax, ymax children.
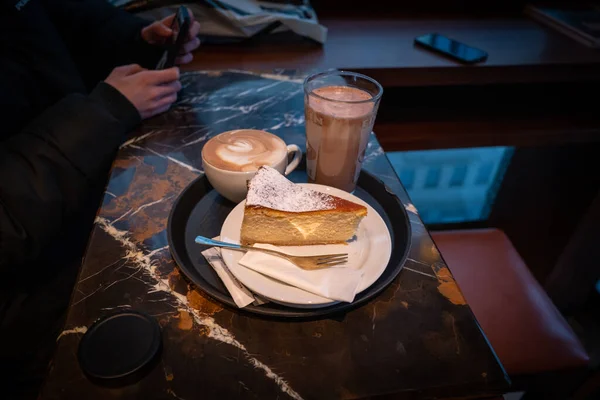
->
<box><xmin>151</xmin><ymin>81</ymin><xmax>182</xmax><ymax>99</ymax></box>
<box><xmin>179</xmin><ymin>37</ymin><xmax>200</xmax><ymax>54</ymax></box>
<box><xmin>114</xmin><ymin>64</ymin><xmax>144</xmax><ymax>76</ymax></box>
<box><xmin>154</xmin><ymin>93</ymin><xmax>178</xmax><ymax>108</ymax></box>
<box><xmin>140</xmin><ymin>109</ymin><xmax>153</xmax><ymax>120</ymax></box>
<box><xmin>140</xmin><ymin>67</ymin><xmax>179</xmax><ymax>85</ymax></box>
<box><xmin>140</xmin><ymin>105</ymin><xmax>167</xmax><ymax>120</ymax></box>
<box><xmin>160</xmin><ymin>14</ymin><xmax>176</xmax><ymax>27</ymax></box>
<box><xmin>148</xmin><ymin>103</ymin><xmax>172</xmax><ymax>118</ymax></box>
<box><xmin>140</xmin><ymin>98</ymin><xmax>174</xmax><ymax>119</ymax></box>
<box><xmin>175</xmin><ymin>53</ymin><xmax>193</xmax><ymax>65</ymax></box>
<box><xmin>141</xmin><ymin>20</ymin><xmax>173</xmax><ymax>44</ymax></box>
<box><xmin>187</xmin><ymin>20</ymin><xmax>201</xmax><ymax>40</ymax></box>
<box><xmin>151</xmin><ymin>21</ymin><xmax>173</xmax><ymax>38</ymax></box>
<box><xmin>154</xmin><ymin>92</ymin><xmax>177</xmax><ymax>108</ymax></box>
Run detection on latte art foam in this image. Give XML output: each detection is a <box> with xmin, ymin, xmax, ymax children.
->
<box><xmin>202</xmin><ymin>130</ymin><xmax>288</xmax><ymax>172</ymax></box>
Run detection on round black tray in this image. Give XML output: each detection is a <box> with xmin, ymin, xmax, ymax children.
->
<box><xmin>167</xmin><ymin>169</ymin><xmax>411</xmax><ymax>318</ymax></box>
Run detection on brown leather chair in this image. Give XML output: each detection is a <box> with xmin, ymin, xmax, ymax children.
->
<box><xmin>431</xmin><ymin>229</ymin><xmax>589</xmax><ymax>394</ymax></box>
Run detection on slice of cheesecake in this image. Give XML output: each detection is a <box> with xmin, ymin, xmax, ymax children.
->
<box><xmin>240</xmin><ymin>166</ymin><xmax>367</xmax><ymax>246</ymax></box>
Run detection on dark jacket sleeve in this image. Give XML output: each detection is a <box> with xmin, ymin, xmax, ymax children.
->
<box><xmin>45</xmin><ymin>0</ymin><xmax>164</xmax><ymax>86</ymax></box>
<box><xmin>0</xmin><ymin>83</ymin><xmax>139</xmax><ymax>268</ymax></box>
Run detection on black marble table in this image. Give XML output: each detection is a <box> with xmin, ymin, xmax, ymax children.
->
<box><xmin>41</xmin><ymin>70</ymin><xmax>510</xmax><ymax>399</ymax></box>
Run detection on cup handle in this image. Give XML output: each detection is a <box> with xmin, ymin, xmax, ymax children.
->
<box><xmin>284</xmin><ymin>144</ymin><xmax>302</xmax><ymax>175</ymax></box>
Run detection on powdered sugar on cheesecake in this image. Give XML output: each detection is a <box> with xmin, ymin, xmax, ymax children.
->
<box><xmin>246</xmin><ymin>166</ymin><xmax>335</xmax><ymax>212</ymax></box>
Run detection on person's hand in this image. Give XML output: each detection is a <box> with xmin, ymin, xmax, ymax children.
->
<box><xmin>105</xmin><ymin>64</ymin><xmax>181</xmax><ymax>119</ymax></box>
<box><xmin>141</xmin><ymin>9</ymin><xmax>201</xmax><ymax>65</ymax></box>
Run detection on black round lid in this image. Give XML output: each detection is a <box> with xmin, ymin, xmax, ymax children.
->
<box><xmin>78</xmin><ymin>310</ymin><xmax>162</xmax><ymax>387</ymax></box>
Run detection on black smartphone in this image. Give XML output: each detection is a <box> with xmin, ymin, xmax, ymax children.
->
<box><xmin>414</xmin><ymin>33</ymin><xmax>488</xmax><ymax>64</ymax></box>
<box><xmin>156</xmin><ymin>6</ymin><xmax>191</xmax><ymax>70</ymax></box>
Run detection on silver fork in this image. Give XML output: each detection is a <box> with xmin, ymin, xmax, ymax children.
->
<box><xmin>195</xmin><ymin>236</ymin><xmax>348</xmax><ymax>271</ymax></box>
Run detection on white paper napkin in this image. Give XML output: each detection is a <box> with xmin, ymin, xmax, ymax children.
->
<box><xmin>202</xmin><ymin>237</ymin><xmax>267</xmax><ymax>308</ymax></box>
<box><xmin>238</xmin><ymin>244</ymin><xmax>364</xmax><ymax>302</ymax></box>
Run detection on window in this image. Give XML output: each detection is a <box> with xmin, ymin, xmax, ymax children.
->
<box><xmin>424</xmin><ymin>167</ymin><xmax>441</xmax><ymax>189</ymax></box>
<box><xmin>387</xmin><ymin>147</ymin><xmax>513</xmax><ymax>224</ymax></box>
<box><xmin>398</xmin><ymin>169</ymin><xmax>415</xmax><ymax>190</ymax></box>
<box><xmin>449</xmin><ymin>165</ymin><xmax>467</xmax><ymax>187</ymax></box>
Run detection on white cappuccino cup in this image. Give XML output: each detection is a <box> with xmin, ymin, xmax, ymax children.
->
<box><xmin>201</xmin><ymin>129</ymin><xmax>302</xmax><ymax>203</ymax></box>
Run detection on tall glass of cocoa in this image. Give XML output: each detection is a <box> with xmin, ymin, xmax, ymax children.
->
<box><xmin>304</xmin><ymin>71</ymin><xmax>383</xmax><ymax>192</ymax></box>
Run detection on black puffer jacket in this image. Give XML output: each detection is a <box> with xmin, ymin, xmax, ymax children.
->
<box><xmin>0</xmin><ymin>0</ymin><xmax>162</xmax><ymax>268</ymax></box>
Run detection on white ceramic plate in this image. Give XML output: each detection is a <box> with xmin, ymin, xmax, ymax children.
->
<box><xmin>220</xmin><ymin>184</ymin><xmax>392</xmax><ymax>307</ymax></box>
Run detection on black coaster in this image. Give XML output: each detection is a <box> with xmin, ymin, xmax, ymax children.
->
<box><xmin>78</xmin><ymin>310</ymin><xmax>162</xmax><ymax>387</ymax></box>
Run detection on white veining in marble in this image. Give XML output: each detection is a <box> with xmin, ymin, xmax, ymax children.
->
<box><xmin>364</xmin><ymin>142</ymin><xmax>384</xmax><ymax>163</ymax></box>
<box><xmin>56</xmin><ymin>326</ymin><xmax>87</xmax><ymax>341</ymax></box>
<box><xmin>406</xmin><ymin>257</ymin><xmax>432</xmax><ymax>268</ymax></box>
<box><xmin>256</xmin><ymin>80</ymin><xmax>287</xmax><ymax>92</ymax></box>
<box><xmin>405</xmin><ymin>203</ymin><xmax>419</xmax><ymax>214</ymax></box>
<box><xmin>147</xmin><ymin>245</ymin><xmax>169</xmax><ymax>258</ymax></box>
<box><xmin>129</xmin><ymin>195</ymin><xmax>174</xmax><ymax>218</ymax></box>
<box><xmin>177</xmin><ymin>130</ymin><xmax>213</xmax><ymax>149</ymax></box>
<box><xmin>403</xmin><ymin>267</ymin><xmax>437</xmax><ymax>279</ymax></box>
<box><xmin>268</xmin><ymin>112</ymin><xmax>305</xmax><ymax>131</ymax></box>
<box><xmin>177</xmin><ymin>93</ymin><xmax>209</xmax><ymax>104</ymax></box>
<box><xmin>78</xmin><ymin>258</ymin><xmax>125</xmax><ymax>283</ymax></box>
<box><xmin>100</xmin><ymin>304</ymin><xmax>132</xmax><ymax>311</ymax></box>
<box><xmin>111</xmin><ymin>208</ymin><xmax>134</xmax><ymax>225</ymax></box>
<box><xmin>281</xmin><ymin>87</ymin><xmax>304</xmax><ymax>102</ymax></box>
<box><xmin>192</xmin><ymin>69</ymin><xmax>304</xmax><ymax>83</ymax></box>
<box><xmin>87</xmin><ymin>217</ymin><xmax>303</xmax><ymax>400</ymax></box>
<box><xmin>121</xmin><ymin>129</ymin><xmax>162</xmax><ymax>148</ymax></box>
<box><xmin>130</xmin><ymin>145</ymin><xmax>202</xmax><ymax>174</ymax></box>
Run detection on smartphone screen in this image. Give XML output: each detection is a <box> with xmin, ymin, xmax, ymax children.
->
<box><xmin>170</xmin><ymin>14</ymin><xmax>181</xmax><ymax>47</ymax></box>
<box><xmin>156</xmin><ymin>7</ymin><xmax>190</xmax><ymax>70</ymax></box>
<box><xmin>414</xmin><ymin>33</ymin><xmax>488</xmax><ymax>64</ymax></box>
